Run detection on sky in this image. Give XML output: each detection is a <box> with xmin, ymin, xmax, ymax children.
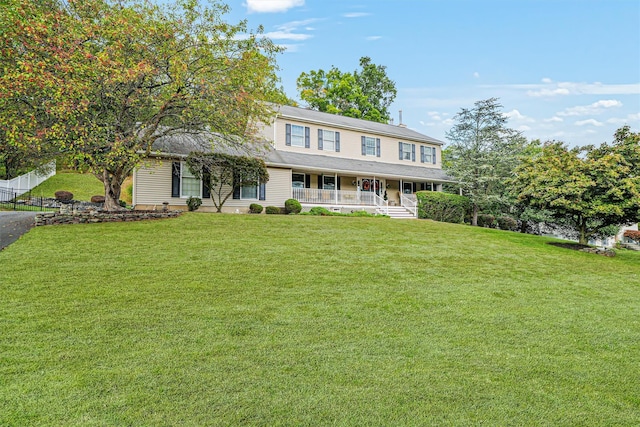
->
<box><xmin>223</xmin><ymin>0</ymin><xmax>640</xmax><ymax>147</ymax></box>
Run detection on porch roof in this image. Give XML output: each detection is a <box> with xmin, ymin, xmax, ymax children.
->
<box><xmin>265</xmin><ymin>150</ymin><xmax>455</xmax><ymax>183</ymax></box>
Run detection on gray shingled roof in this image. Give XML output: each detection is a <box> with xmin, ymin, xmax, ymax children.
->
<box><xmin>265</xmin><ymin>150</ymin><xmax>455</xmax><ymax>182</ymax></box>
<box><xmin>276</xmin><ymin>105</ymin><xmax>445</xmax><ymax>145</ymax></box>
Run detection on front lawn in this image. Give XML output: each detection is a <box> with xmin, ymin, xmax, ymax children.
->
<box><xmin>29</xmin><ymin>172</ymin><xmax>105</xmax><ymax>201</ymax></box>
<box><xmin>1</xmin><ymin>214</ymin><xmax>639</xmax><ymax>425</ymax></box>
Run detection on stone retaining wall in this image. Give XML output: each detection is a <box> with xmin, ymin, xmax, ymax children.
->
<box><xmin>35</xmin><ymin>210</ymin><xmax>181</xmax><ymax>226</ymax></box>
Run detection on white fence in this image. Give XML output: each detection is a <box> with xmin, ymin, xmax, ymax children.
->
<box><xmin>1</xmin><ymin>161</ymin><xmax>56</xmax><ymax>197</ymax></box>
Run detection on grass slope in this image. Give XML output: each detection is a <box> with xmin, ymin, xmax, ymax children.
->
<box><xmin>1</xmin><ymin>214</ymin><xmax>639</xmax><ymax>425</ymax></box>
<box><xmin>30</xmin><ymin>172</ymin><xmax>105</xmax><ymax>201</ymax></box>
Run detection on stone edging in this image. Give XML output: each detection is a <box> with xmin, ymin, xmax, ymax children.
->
<box><xmin>35</xmin><ymin>210</ymin><xmax>182</xmax><ymax>226</ymax></box>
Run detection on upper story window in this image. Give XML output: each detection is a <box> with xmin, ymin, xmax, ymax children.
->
<box><xmin>286</xmin><ymin>124</ymin><xmax>310</xmax><ymax>148</ymax></box>
<box><xmin>399</xmin><ymin>142</ymin><xmax>415</xmax><ymax>162</ymax></box>
<box><xmin>421</xmin><ymin>146</ymin><xmax>437</xmax><ymax>164</ymax></box>
<box><xmin>361</xmin><ymin>136</ymin><xmax>380</xmax><ymax>157</ymax></box>
<box><xmin>318</xmin><ymin>130</ymin><xmax>340</xmax><ymax>152</ymax></box>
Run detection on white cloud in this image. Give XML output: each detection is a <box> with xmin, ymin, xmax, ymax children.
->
<box><xmin>558</xmin><ymin>99</ymin><xmax>622</xmax><ymax>116</ymax></box>
<box><xmin>527</xmin><ymin>87</ymin><xmax>571</xmax><ymax>97</ymax></box>
<box><xmin>504</xmin><ymin>109</ymin><xmax>534</xmax><ymax>123</ymax></box>
<box><xmin>262</xmin><ymin>30</ymin><xmax>312</xmax><ymax>41</ymax></box>
<box><xmin>575</xmin><ymin>119</ymin><xmax>604</xmax><ymax>127</ymax></box>
<box><xmin>343</xmin><ymin>12</ymin><xmax>370</xmax><ymax>18</ymax></box>
<box><xmin>366</xmin><ymin>36</ymin><xmax>382</xmax><ymax>41</ymax></box>
<box><xmin>544</xmin><ymin>116</ymin><xmax>564</xmax><ymax>123</ymax></box>
<box><xmin>276</xmin><ymin>19</ymin><xmax>319</xmax><ymax>32</ymax></box>
<box><xmin>606</xmin><ymin>112</ymin><xmax>640</xmax><ymax>124</ymax></box>
<box><xmin>541</xmin><ymin>77</ymin><xmax>553</xmax><ymax>84</ymax></box>
<box><xmin>517</xmin><ymin>125</ymin><xmax>532</xmax><ymax>131</ymax></box>
<box><xmin>245</xmin><ymin>0</ymin><xmax>304</xmax><ymax>13</ymax></box>
<box><xmin>473</xmin><ymin>72</ymin><xmax>480</xmax><ymax>79</ymax></box>
<box><xmin>526</xmin><ymin>82</ymin><xmax>639</xmax><ymax>97</ymax></box>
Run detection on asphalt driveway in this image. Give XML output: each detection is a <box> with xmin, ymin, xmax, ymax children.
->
<box><xmin>0</xmin><ymin>211</ymin><xmax>38</xmax><ymax>251</ymax></box>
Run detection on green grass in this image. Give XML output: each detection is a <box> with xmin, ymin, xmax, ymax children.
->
<box><xmin>30</xmin><ymin>172</ymin><xmax>104</xmax><ymax>201</ymax></box>
<box><xmin>1</xmin><ymin>214</ymin><xmax>639</xmax><ymax>426</ymax></box>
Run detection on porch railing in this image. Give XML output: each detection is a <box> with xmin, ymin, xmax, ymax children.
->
<box><xmin>400</xmin><ymin>193</ymin><xmax>418</xmax><ymax>217</ymax></box>
<box><xmin>292</xmin><ymin>188</ymin><xmax>379</xmax><ymax>206</ymax></box>
<box><xmin>372</xmin><ymin>193</ymin><xmax>388</xmax><ymax>215</ymax></box>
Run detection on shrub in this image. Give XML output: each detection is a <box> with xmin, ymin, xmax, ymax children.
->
<box><xmin>54</xmin><ymin>190</ymin><xmax>73</xmax><ymax>202</ymax></box>
<box><xmin>119</xmin><ymin>200</ymin><xmax>127</xmax><ymax>208</ymax></box>
<box><xmin>90</xmin><ymin>195</ymin><xmax>105</xmax><ymax>204</ymax></box>
<box><xmin>284</xmin><ymin>198</ymin><xmax>302</xmax><ymax>214</ymax></box>
<box><xmin>186</xmin><ymin>196</ymin><xmax>202</xmax><ymax>211</ymax></box>
<box><xmin>477</xmin><ymin>214</ymin><xmax>495</xmax><ymax>228</ymax></box>
<box><xmin>309</xmin><ymin>206</ymin><xmax>331</xmax><ymax>216</ymax></box>
<box><xmin>496</xmin><ymin>215</ymin><xmax>518</xmax><ymax>231</ymax></box>
<box><xmin>416</xmin><ymin>191</ymin><xmax>470</xmax><ymax>223</ymax></box>
<box><xmin>249</xmin><ymin>203</ymin><xmax>263</xmax><ymax>214</ymax></box>
<box><xmin>265</xmin><ymin>206</ymin><xmax>281</xmax><ymax>214</ymax></box>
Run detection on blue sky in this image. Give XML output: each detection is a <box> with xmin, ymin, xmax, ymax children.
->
<box><xmin>224</xmin><ymin>0</ymin><xmax>639</xmax><ymax>147</ymax></box>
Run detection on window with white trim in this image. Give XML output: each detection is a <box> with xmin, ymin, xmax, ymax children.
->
<box><xmin>181</xmin><ymin>163</ymin><xmax>200</xmax><ymax>197</ymax></box>
<box><xmin>290</xmin><ymin>125</ymin><xmax>305</xmax><ymax>147</ymax></box>
<box><xmin>322</xmin><ymin>175</ymin><xmax>335</xmax><ymax>190</ymax></box>
<box><xmin>292</xmin><ymin>173</ymin><xmax>305</xmax><ymax>188</ymax></box>
<box><xmin>400</xmin><ymin>142</ymin><xmax>412</xmax><ymax>160</ymax></box>
<box><xmin>321</xmin><ymin>130</ymin><xmax>337</xmax><ymax>151</ymax></box>
<box><xmin>365</xmin><ymin>137</ymin><xmax>376</xmax><ymax>156</ymax></box>
<box><xmin>241</xmin><ymin>184</ymin><xmax>258</xmax><ymax>200</ymax></box>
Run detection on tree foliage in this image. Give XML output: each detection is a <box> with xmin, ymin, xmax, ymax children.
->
<box><xmin>510</xmin><ymin>126</ymin><xmax>640</xmax><ymax>244</ymax></box>
<box><xmin>0</xmin><ymin>0</ymin><xmax>283</xmax><ymax>209</ymax></box>
<box><xmin>186</xmin><ymin>152</ymin><xmax>269</xmax><ymax>212</ymax></box>
<box><xmin>296</xmin><ymin>56</ymin><xmax>397</xmax><ymax>123</ymax></box>
<box><xmin>444</xmin><ymin>98</ymin><xmax>528</xmax><ymax>225</ymax></box>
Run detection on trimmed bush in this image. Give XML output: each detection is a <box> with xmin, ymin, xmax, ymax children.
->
<box><xmin>265</xmin><ymin>206</ymin><xmax>281</xmax><ymax>214</ymax></box>
<box><xmin>186</xmin><ymin>196</ymin><xmax>202</xmax><ymax>212</ymax></box>
<box><xmin>477</xmin><ymin>214</ymin><xmax>495</xmax><ymax>228</ymax></box>
<box><xmin>54</xmin><ymin>190</ymin><xmax>74</xmax><ymax>202</ymax></box>
<box><xmin>496</xmin><ymin>215</ymin><xmax>518</xmax><ymax>231</ymax></box>
<box><xmin>249</xmin><ymin>203</ymin><xmax>264</xmax><ymax>214</ymax></box>
<box><xmin>309</xmin><ymin>206</ymin><xmax>331</xmax><ymax>216</ymax></box>
<box><xmin>416</xmin><ymin>191</ymin><xmax>470</xmax><ymax>224</ymax></box>
<box><xmin>284</xmin><ymin>198</ymin><xmax>302</xmax><ymax>214</ymax></box>
<box><xmin>90</xmin><ymin>195</ymin><xmax>105</xmax><ymax>203</ymax></box>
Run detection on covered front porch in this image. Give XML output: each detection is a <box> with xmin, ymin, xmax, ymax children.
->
<box><xmin>290</xmin><ymin>172</ymin><xmax>442</xmax><ymax>217</ymax></box>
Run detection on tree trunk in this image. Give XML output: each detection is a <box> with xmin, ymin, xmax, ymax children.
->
<box><xmin>471</xmin><ymin>203</ymin><xmax>479</xmax><ymax>226</ymax></box>
<box><xmin>578</xmin><ymin>224</ymin><xmax>588</xmax><ymax>245</ymax></box>
<box><xmin>99</xmin><ymin>169</ymin><xmax>125</xmax><ymax>211</ymax></box>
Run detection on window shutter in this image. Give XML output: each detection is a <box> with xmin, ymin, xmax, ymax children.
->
<box><xmin>376</xmin><ymin>138</ymin><xmax>381</xmax><ymax>157</ymax></box>
<box><xmin>412</xmin><ymin>182</ymin><xmax>417</xmax><ymax>193</ymax></box>
<box><xmin>259</xmin><ymin>182</ymin><xmax>266</xmax><ymax>201</ymax></box>
<box><xmin>335</xmin><ymin>132</ymin><xmax>340</xmax><ymax>152</ymax></box>
<box><xmin>411</xmin><ymin>144</ymin><xmax>416</xmax><ymax>162</ymax></box>
<box><xmin>171</xmin><ymin>162</ymin><xmax>181</xmax><ymax>197</ymax></box>
<box><xmin>202</xmin><ymin>171</ymin><xmax>211</xmax><ymax>199</ymax></box>
<box><xmin>232</xmin><ymin>174</ymin><xmax>240</xmax><ymax>199</ymax></box>
<box><xmin>337</xmin><ymin>177</ymin><xmax>341</xmax><ymax>190</ymax></box>
<box><xmin>318</xmin><ymin>175</ymin><xmax>323</xmax><ymax>189</ymax></box>
<box><xmin>420</xmin><ymin>146</ymin><xmax>425</xmax><ymax>163</ymax></box>
<box><xmin>318</xmin><ymin>129</ymin><xmax>323</xmax><ymax>150</ymax></box>
<box><xmin>361</xmin><ymin>136</ymin><xmax>366</xmax><ymax>155</ymax></box>
<box><xmin>304</xmin><ymin>126</ymin><xmax>310</xmax><ymax>148</ymax></box>
<box><xmin>305</xmin><ymin>174</ymin><xmax>310</xmax><ymax>188</ymax></box>
<box><xmin>432</xmin><ymin>147</ymin><xmax>437</xmax><ymax>164</ymax></box>
<box><xmin>285</xmin><ymin>124</ymin><xmax>291</xmax><ymax>146</ymax></box>
<box><xmin>398</xmin><ymin>142</ymin><xmax>403</xmax><ymax>160</ymax></box>
<box><xmin>420</xmin><ymin>182</ymin><xmax>425</xmax><ymax>191</ymax></box>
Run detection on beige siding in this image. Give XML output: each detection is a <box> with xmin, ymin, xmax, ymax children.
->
<box><xmin>134</xmin><ymin>160</ymin><xmax>292</xmax><ymax>212</ymax></box>
<box><xmin>268</xmin><ymin>117</ymin><xmax>442</xmax><ymax>169</ymax></box>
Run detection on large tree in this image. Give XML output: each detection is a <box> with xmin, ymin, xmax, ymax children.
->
<box><xmin>444</xmin><ymin>98</ymin><xmax>528</xmax><ymax>225</ymax></box>
<box><xmin>510</xmin><ymin>126</ymin><xmax>640</xmax><ymax>245</ymax></box>
<box><xmin>0</xmin><ymin>0</ymin><xmax>283</xmax><ymax>210</ymax></box>
<box><xmin>296</xmin><ymin>56</ymin><xmax>397</xmax><ymax>123</ymax></box>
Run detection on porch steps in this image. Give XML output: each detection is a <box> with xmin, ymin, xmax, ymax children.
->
<box><xmin>381</xmin><ymin>206</ymin><xmax>417</xmax><ymax>219</ymax></box>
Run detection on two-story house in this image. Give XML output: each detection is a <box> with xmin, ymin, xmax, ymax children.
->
<box><xmin>132</xmin><ymin>105</ymin><xmax>455</xmax><ymax>217</ymax></box>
